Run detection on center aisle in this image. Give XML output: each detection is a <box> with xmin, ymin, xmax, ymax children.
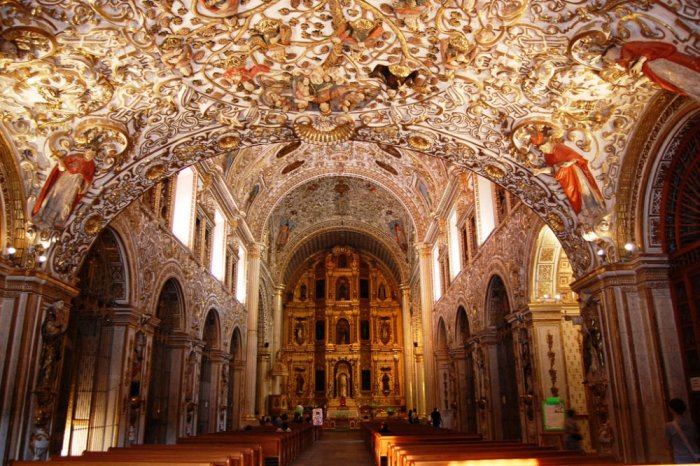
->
<box><xmin>289</xmin><ymin>430</ymin><xmax>374</xmax><ymax>466</ymax></box>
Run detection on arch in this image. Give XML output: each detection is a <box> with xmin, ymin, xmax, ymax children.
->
<box><xmin>486</xmin><ymin>274</ymin><xmax>511</xmax><ymax>328</ymax></box>
<box><xmin>529</xmin><ymin>226</ymin><xmax>575</xmax><ymax>304</ymax></box>
<box><xmin>485</xmin><ymin>274</ymin><xmax>521</xmax><ymax>441</ymax></box>
<box><xmin>612</xmin><ymin>94</ymin><xmax>696</xmax><ymax>254</ymax></box>
<box><xmin>0</xmin><ymin>130</ymin><xmax>26</xmax><ymax>261</ymax></box>
<box><xmin>227</xmin><ymin>327</ymin><xmax>244</xmax><ymax>430</ymax></box>
<box><xmin>145</xmin><ymin>278</ymin><xmax>186</xmax><ymax>444</ymax></box>
<box><xmin>280</xmin><ymin>224</ymin><xmax>407</xmax><ymax>284</ymax></box>
<box><xmin>56</xmin><ymin>227</ymin><xmax>131</xmax><ymax>454</ymax></box>
<box><xmin>198</xmin><ymin>309</ymin><xmax>222</xmax><ymax>434</ymax></box>
<box><xmin>455</xmin><ymin>306</ymin><xmax>471</xmax><ymax>345</ymax></box>
<box><xmin>660</xmin><ymin>122</ymin><xmax>700</xmax><ymax>424</ymax></box>
<box><xmin>75</xmin><ymin>227</ymin><xmax>130</xmax><ymax>308</ymax></box>
<box><xmin>436</xmin><ymin>318</ymin><xmax>448</xmax><ymax>351</ymax></box>
<box><xmin>454</xmin><ymin>305</ymin><xmax>478</xmax><ymax>433</ymax></box>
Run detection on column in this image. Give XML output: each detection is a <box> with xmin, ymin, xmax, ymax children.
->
<box><xmin>0</xmin><ymin>264</ymin><xmax>77</xmax><ymax>462</ymax></box>
<box><xmin>271</xmin><ymin>284</ymin><xmax>285</xmax><ymax>395</ymax></box>
<box><xmin>256</xmin><ymin>348</ymin><xmax>270</xmax><ymax>417</ymax></box>
<box><xmin>571</xmin><ymin>254</ymin><xmax>678</xmax><ymax>464</ymax></box>
<box><xmin>400</xmin><ymin>285</ymin><xmax>415</xmax><ymax>411</ymax></box>
<box><xmin>242</xmin><ymin>243</ymin><xmax>264</xmax><ymax>421</ymax></box>
<box><xmin>416</xmin><ymin>243</ymin><xmax>436</xmax><ymax>417</ymax></box>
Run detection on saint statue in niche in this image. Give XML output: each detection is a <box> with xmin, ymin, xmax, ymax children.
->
<box><xmin>295</xmin><ymin>373</ymin><xmax>305</xmax><ymax>395</ymax></box>
<box><xmin>378</xmin><ymin>284</ymin><xmax>387</xmax><ymax>300</ymax></box>
<box><xmin>381</xmin><ymin>373</ymin><xmax>391</xmax><ymax>395</ymax></box>
<box><xmin>336</xmin><ymin>278</ymin><xmax>349</xmax><ymax>300</ymax></box>
<box><xmin>380</xmin><ymin>321</ymin><xmax>391</xmax><ymax>345</ymax></box>
<box><xmin>294</xmin><ymin>322</ymin><xmax>305</xmax><ymax>345</ymax></box>
<box><xmin>338</xmin><ymin>373</ymin><xmax>349</xmax><ymax>398</ymax></box>
<box><xmin>337</xmin><ymin>318</ymin><xmax>350</xmax><ymax>345</ymax></box>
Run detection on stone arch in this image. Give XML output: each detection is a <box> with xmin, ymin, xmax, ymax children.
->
<box><xmin>0</xmin><ymin>131</ymin><xmax>26</xmax><ymax>262</ymax></box>
<box><xmin>149</xmin><ymin>264</ymin><xmax>190</xmax><ymax>333</ymax></box>
<box><xmin>249</xmin><ymin>169</ymin><xmax>428</xmax><ymax>242</ymax></box>
<box><xmin>227</xmin><ymin>326</ymin><xmax>244</xmax><ymax>430</ymax></box>
<box><xmin>279</xmin><ymin>223</ymin><xmax>408</xmax><ymax>284</ymax></box>
<box><xmin>529</xmin><ymin>226</ymin><xmax>575</xmax><ymax>304</ymax></box>
<box><xmin>613</xmin><ymin>94</ymin><xmax>697</xmax><ymax>255</ymax></box>
<box><xmin>436</xmin><ymin>318</ymin><xmax>449</xmax><ymax>351</ymax></box>
<box><xmin>455</xmin><ymin>306</ymin><xmax>471</xmax><ymax>345</ymax></box>
<box><xmin>484</xmin><ymin>274</ymin><xmax>521</xmax><ymax>441</ymax></box>
<box><xmin>660</xmin><ymin>121</ymin><xmax>700</xmax><ymax>423</ymax></box>
<box><xmin>454</xmin><ymin>305</ymin><xmax>478</xmax><ymax>433</ymax></box>
<box><xmin>144</xmin><ymin>277</ymin><xmax>187</xmax><ymax>444</ymax></box>
<box><xmin>198</xmin><ymin>309</ymin><xmax>222</xmax><ymax>434</ymax></box>
<box><xmin>56</xmin><ymin>226</ymin><xmax>132</xmax><ymax>454</ymax></box>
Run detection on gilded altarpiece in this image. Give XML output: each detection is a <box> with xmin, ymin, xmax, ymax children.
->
<box><xmin>282</xmin><ymin>247</ymin><xmax>404</xmax><ymax>426</ymax></box>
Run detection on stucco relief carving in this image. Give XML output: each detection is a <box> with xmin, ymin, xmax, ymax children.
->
<box><xmin>1</xmin><ymin>1</ymin><xmax>697</xmax><ymax>280</ymax></box>
<box><xmin>109</xmin><ymin>201</ymin><xmax>246</xmax><ymax>345</ymax></box>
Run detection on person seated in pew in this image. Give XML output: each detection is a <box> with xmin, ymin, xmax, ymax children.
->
<box><xmin>276</xmin><ymin>421</ymin><xmax>292</xmax><ymax>432</ymax></box>
<box><xmin>379</xmin><ymin>421</ymin><xmax>391</xmax><ymax>433</ymax></box>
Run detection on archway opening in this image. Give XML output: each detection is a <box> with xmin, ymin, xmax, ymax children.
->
<box><xmin>57</xmin><ymin>228</ymin><xmax>128</xmax><ymax>455</ymax></box>
<box><xmin>145</xmin><ymin>278</ymin><xmax>185</xmax><ymax>444</ymax></box>
<box><xmin>486</xmin><ymin>275</ymin><xmax>521</xmax><ymax>440</ymax></box>
<box><xmin>662</xmin><ymin>125</ymin><xmax>700</xmax><ymax>424</ymax></box>
<box><xmin>198</xmin><ymin>309</ymin><xmax>221</xmax><ymax>434</ymax></box>
<box><xmin>227</xmin><ymin>327</ymin><xmax>244</xmax><ymax>430</ymax></box>
<box><xmin>456</xmin><ymin>306</ymin><xmax>477</xmax><ymax>433</ymax></box>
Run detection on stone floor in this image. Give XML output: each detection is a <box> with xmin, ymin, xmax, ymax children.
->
<box><xmin>289</xmin><ymin>430</ymin><xmax>374</xmax><ymax>466</ymax></box>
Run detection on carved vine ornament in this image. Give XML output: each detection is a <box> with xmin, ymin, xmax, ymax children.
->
<box><xmin>0</xmin><ymin>0</ymin><xmax>698</xmax><ymax>279</ymax></box>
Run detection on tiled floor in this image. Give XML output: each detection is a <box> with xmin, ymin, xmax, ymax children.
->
<box><xmin>290</xmin><ymin>430</ymin><xmax>374</xmax><ymax>466</ymax></box>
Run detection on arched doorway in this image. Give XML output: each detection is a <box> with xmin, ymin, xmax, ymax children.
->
<box><xmin>198</xmin><ymin>309</ymin><xmax>221</xmax><ymax>434</ymax></box>
<box><xmin>57</xmin><ymin>228</ymin><xmax>129</xmax><ymax>454</ymax></box>
<box><xmin>435</xmin><ymin>319</ymin><xmax>454</xmax><ymax>427</ymax></box>
<box><xmin>145</xmin><ymin>278</ymin><xmax>185</xmax><ymax>444</ymax></box>
<box><xmin>662</xmin><ymin>125</ymin><xmax>700</xmax><ymax>424</ymax></box>
<box><xmin>227</xmin><ymin>327</ymin><xmax>244</xmax><ymax>430</ymax></box>
<box><xmin>486</xmin><ymin>275</ymin><xmax>521</xmax><ymax>440</ymax></box>
<box><xmin>455</xmin><ymin>306</ymin><xmax>477</xmax><ymax>433</ymax></box>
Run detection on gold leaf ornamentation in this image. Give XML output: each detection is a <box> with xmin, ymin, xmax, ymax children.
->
<box><xmin>146</xmin><ymin>164</ymin><xmax>165</xmax><ymax>181</ymax></box>
<box><xmin>218</xmin><ymin>135</ymin><xmax>241</xmax><ymax>150</ymax></box>
<box><xmin>84</xmin><ymin>215</ymin><xmax>103</xmax><ymax>236</ymax></box>
<box><xmin>293</xmin><ymin>114</ymin><xmax>355</xmax><ymax>146</ymax></box>
<box><xmin>408</xmin><ymin>134</ymin><xmax>432</xmax><ymax>151</ymax></box>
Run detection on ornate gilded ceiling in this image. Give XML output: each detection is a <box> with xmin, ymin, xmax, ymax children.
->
<box><xmin>1</xmin><ymin>0</ymin><xmax>698</xmax><ymax>279</ymax></box>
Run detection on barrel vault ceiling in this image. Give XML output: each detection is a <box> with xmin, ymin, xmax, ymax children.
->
<box><xmin>0</xmin><ymin>0</ymin><xmax>697</xmax><ymax>280</ymax></box>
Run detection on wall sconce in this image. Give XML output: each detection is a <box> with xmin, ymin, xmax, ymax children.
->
<box><xmin>596</xmin><ymin>248</ymin><xmax>606</xmax><ymax>262</ymax></box>
<box><xmin>4</xmin><ymin>244</ymin><xmax>17</xmax><ymax>263</ymax></box>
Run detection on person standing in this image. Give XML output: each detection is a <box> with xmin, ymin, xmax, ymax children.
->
<box><xmin>665</xmin><ymin>398</ymin><xmax>700</xmax><ymax>464</ymax></box>
<box><xmin>564</xmin><ymin>409</ymin><xmax>583</xmax><ymax>451</ymax></box>
<box><xmin>430</xmin><ymin>408</ymin><xmax>441</xmax><ymax>428</ymax></box>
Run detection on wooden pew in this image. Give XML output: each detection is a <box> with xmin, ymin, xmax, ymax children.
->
<box><xmin>12</xmin><ymin>462</ymin><xmax>215</xmax><ymax>466</ymax></box>
<box><xmin>122</xmin><ymin>442</ymin><xmax>262</xmax><ymax>466</ymax></box>
<box><xmin>48</xmin><ymin>450</ymin><xmax>242</xmax><ymax>466</ymax></box>
<box><xmin>177</xmin><ymin>428</ymin><xmax>306</xmax><ymax>466</ymax></box>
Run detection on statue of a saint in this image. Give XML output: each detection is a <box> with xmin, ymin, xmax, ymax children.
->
<box><xmin>338</xmin><ymin>373</ymin><xmax>348</xmax><ymax>398</ymax></box>
<box><xmin>32</xmin><ymin>151</ymin><xmax>96</xmax><ymax>229</ymax></box>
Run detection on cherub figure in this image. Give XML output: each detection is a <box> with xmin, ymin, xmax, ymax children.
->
<box><xmin>248</xmin><ymin>19</ymin><xmax>292</xmax><ymax>62</ymax></box>
<box><xmin>440</xmin><ymin>31</ymin><xmax>476</xmax><ymax>78</ymax></box>
<box><xmin>336</xmin><ymin>18</ymin><xmax>384</xmax><ymax>50</ymax></box>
